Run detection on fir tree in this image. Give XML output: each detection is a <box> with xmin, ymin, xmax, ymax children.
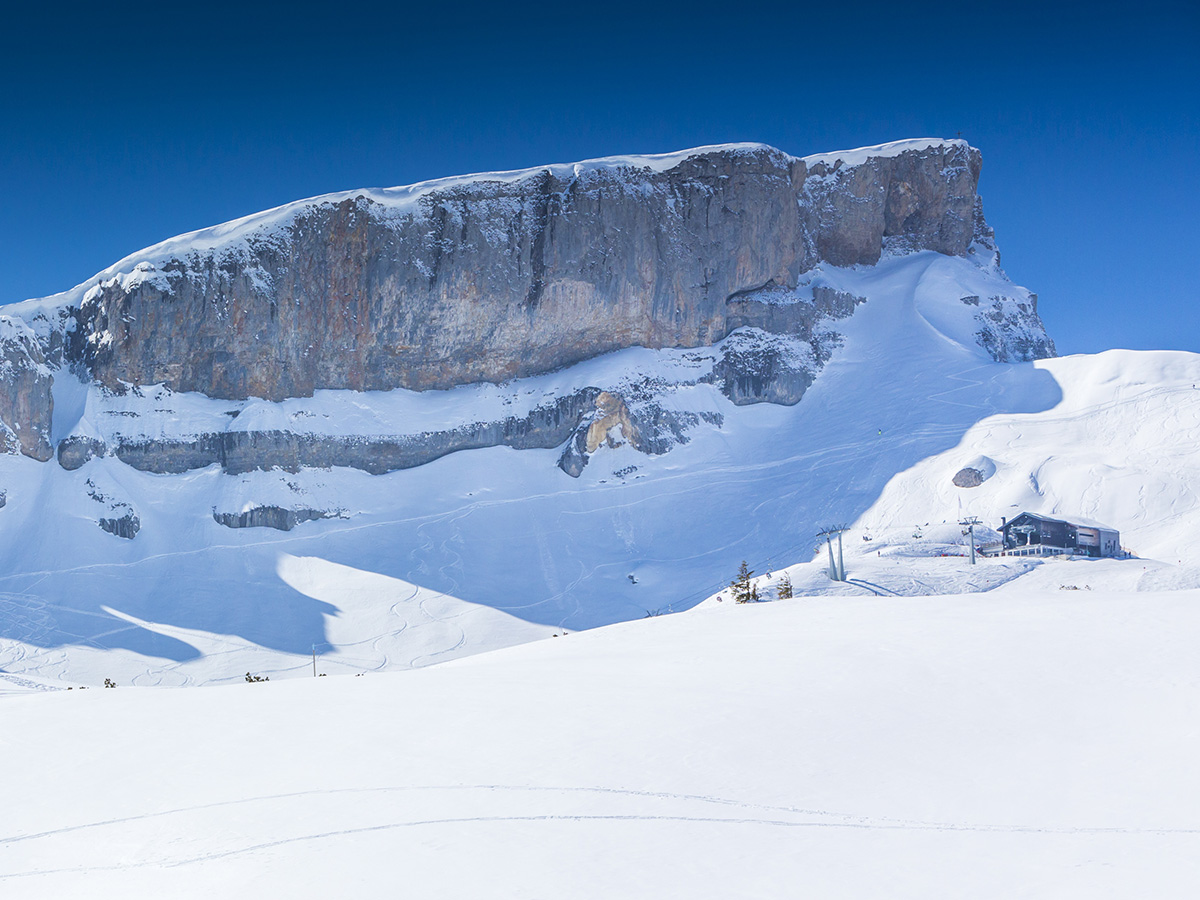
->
<box><xmin>731</xmin><ymin>560</ymin><xmax>755</xmax><ymax>603</ymax></box>
<box><xmin>777</xmin><ymin>573</ymin><xmax>793</xmax><ymax>600</ymax></box>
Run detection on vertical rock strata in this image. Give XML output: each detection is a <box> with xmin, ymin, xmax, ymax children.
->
<box><xmin>0</xmin><ymin>139</ymin><xmax>1056</xmax><ymax>481</ymax></box>
<box><xmin>0</xmin><ymin>319</ymin><xmax>53</xmax><ymax>460</ymax></box>
<box><xmin>69</xmin><ymin>140</ymin><xmax>997</xmax><ymax>401</ymax></box>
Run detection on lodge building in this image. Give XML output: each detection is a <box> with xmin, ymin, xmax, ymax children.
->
<box><xmin>997</xmin><ymin>512</ymin><xmax>1121</xmax><ymax>558</ymax></box>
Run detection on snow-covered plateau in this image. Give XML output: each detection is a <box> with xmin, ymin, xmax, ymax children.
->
<box><xmin>1</xmin><ymin>138</ymin><xmax>1198</xmax><ymax>895</ymax></box>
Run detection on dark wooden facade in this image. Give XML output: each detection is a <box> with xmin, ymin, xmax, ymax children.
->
<box><xmin>999</xmin><ymin>512</ymin><xmax>1120</xmax><ymax>558</ymax></box>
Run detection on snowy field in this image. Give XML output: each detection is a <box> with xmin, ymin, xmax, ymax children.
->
<box><xmin>3</xmin><ymin>589</ymin><xmax>1199</xmax><ymax>898</ymax></box>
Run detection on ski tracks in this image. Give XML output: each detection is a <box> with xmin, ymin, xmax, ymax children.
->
<box><xmin>3</xmin><ymin>781</ymin><xmax>1196</xmax><ymax>880</ymax></box>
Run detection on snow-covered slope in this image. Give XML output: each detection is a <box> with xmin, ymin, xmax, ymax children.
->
<box><xmin>859</xmin><ymin>349</ymin><xmax>1200</xmax><ymax>565</ymax></box>
<box><xmin>4</xmin><ymin>590</ymin><xmax>1199</xmax><ymax>898</ymax></box>
<box><xmin>1</xmin><ymin>243</ymin><xmax>1197</xmax><ymax>687</ymax></box>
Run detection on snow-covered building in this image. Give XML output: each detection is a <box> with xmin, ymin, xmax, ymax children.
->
<box><xmin>998</xmin><ymin>512</ymin><xmax>1121</xmax><ymax>558</ymax></box>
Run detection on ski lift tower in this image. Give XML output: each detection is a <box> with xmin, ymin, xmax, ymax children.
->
<box><xmin>817</xmin><ymin>525</ymin><xmax>849</xmax><ymax>582</ymax></box>
<box><xmin>959</xmin><ymin>516</ymin><xmax>981</xmax><ymax>565</ymax></box>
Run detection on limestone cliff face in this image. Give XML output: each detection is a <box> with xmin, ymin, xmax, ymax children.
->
<box><xmin>0</xmin><ymin>319</ymin><xmax>53</xmax><ymax>461</ymax></box>
<box><xmin>69</xmin><ymin>140</ymin><xmax>991</xmax><ymax>401</ymax></box>
<box><xmin>0</xmin><ymin>138</ymin><xmax>1058</xmax><ymax>489</ymax></box>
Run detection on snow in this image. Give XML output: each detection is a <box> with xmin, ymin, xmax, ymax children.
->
<box><xmin>3</xmin><ymin>589</ymin><xmax>1200</xmax><ymax>897</ymax></box>
<box><xmin>47</xmin><ymin>343</ymin><xmax>720</xmax><ymax>444</ymax></box>
<box><xmin>800</xmin><ymin>136</ymin><xmax>969</xmax><ymax>169</ymax></box>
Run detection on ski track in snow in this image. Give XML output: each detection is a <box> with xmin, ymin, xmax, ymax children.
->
<box><xmin>5</xmin><ymin>781</ymin><xmax>1197</xmax><ymax>878</ymax></box>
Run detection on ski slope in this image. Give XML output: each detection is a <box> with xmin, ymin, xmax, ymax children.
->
<box><xmin>3</xmin><ymin>589</ymin><xmax>1199</xmax><ymax>898</ymax></box>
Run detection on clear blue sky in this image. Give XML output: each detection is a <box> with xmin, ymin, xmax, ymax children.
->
<box><xmin>2</xmin><ymin>0</ymin><xmax>1196</xmax><ymax>355</ymax></box>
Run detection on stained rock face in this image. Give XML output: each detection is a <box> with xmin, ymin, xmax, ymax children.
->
<box><xmin>69</xmin><ymin>140</ymin><xmax>995</xmax><ymax>401</ymax></box>
<box><xmin>585</xmin><ymin>392</ymin><xmax>638</xmax><ymax>453</ymax></box>
<box><xmin>558</xmin><ymin>391</ymin><xmax>643</xmax><ymax>477</ymax></box>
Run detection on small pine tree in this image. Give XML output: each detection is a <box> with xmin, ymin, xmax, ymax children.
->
<box><xmin>103</xmin><ymin>678</ymin><xmax>116</xmax><ymax>689</ymax></box>
<box><xmin>731</xmin><ymin>560</ymin><xmax>755</xmax><ymax>603</ymax></box>
<box><xmin>777</xmin><ymin>573</ymin><xmax>793</xmax><ymax>600</ymax></box>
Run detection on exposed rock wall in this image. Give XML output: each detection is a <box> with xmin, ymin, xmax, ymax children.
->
<box><xmin>98</xmin><ymin>513</ymin><xmax>140</xmax><ymax>539</ymax></box>
<box><xmin>63</xmin><ymin>390</ymin><xmax>598</xmax><ymax>476</ymax></box>
<box><xmin>2</xmin><ymin>138</ymin><xmax>1058</xmax><ymax>481</ymax></box>
<box><xmin>975</xmin><ymin>295</ymin><xmax>1057</xmax><ymax>362</ymax></box>
<box><xmin>0</xmin><ymin>320</ymin><xmax>53</xmax><ymax>461</ymax></box>
<box><xmin>802</xmin><ymin>148</ymin><xmax>981</xmax><ymax>265</ymax></box>
<box><xmin>213</xmin><ymin>506</ymin><xmax>335</xmax><ymax>531</ymax></box>
<box><xmin>71</xmin><ymin>141</ymin><xmax>990</xmax><ymax>401</ymax></box>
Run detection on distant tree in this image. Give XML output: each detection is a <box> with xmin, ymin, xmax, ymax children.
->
<box><xmin>245</xmin><ymin>672</ymin><xmax>269</xmax><ymax>683</ymax></box>
<box><xmin>777</xmin><ymin>573</ymin><xmax>793</xmax><ymax>600</ymax></box>
<box><xmin>103</xmin><ymin>678</ymin><xmax>116</xmax><ymax>689</ymax></box>
<box><xmin>731</xmin><ymin>560</ymin><xmax>757</xmax><ymax>603</ymax></box>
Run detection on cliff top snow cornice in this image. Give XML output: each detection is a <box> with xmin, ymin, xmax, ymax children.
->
<box><xmin>7</xmin><ymin>137</ymin><xmax>973</xmax><ymax>317</ymax></box>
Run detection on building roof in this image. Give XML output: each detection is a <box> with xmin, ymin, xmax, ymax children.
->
<box><xmin>1001</xmin><ymin>511</ymin><xmax>1118</xmax><ymax>533</ymax></box>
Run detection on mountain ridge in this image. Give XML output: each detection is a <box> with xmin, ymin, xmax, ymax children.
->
<box><xmin>0</xmin><ymin>137</ymin><xmax>1052</xmax><ymax>471</ymax></box>
<box><xmin>5</xmin><ymin>136</ymin><xmax>970</xmax><ymax>314</ymax></box>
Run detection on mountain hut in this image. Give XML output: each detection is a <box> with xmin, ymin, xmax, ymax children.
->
<box><xmin>998</xmin><ymin>512</ymin><xmax>1120</xmax><ymax>558</ymax></box>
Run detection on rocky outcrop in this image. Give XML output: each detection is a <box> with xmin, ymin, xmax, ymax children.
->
<box><xmin>711</xmin><ymin>332</ymin><xmax>818</xmax><ymax>406</ymax></box>
<box><xmin>98</xmin><ymin>513</ymin><xmax>140</xmax><ymax>539</ymax></box>
<box><xmin>556</xmin><ymin>384</ymin><xmax>727</xmax><ymax>477</ymax></box>
<box><xmin>68</xmin><ymin>390</ymin><xmax>599</xmax><ymax>476</ymax></box>
<box><xmin>213</xmin><ymin>506</ymin><xmax>337</xmax><ymax>531</ymax></box>
<box><xmin>585</xmin><ymin>392</ymin><xmax>638</xmax><ymax>454</ymax></box>
<box><xmin>58</xmin><ymin>436</ymin><xmax>107</xmax><ymax>471</ymax></box>
<box><xmin>714</xmin><ymin>287</ymin><xmax>864</xmax><ymax>406</ymax></box>
<box><xmin>952</xmin><ymin>467</ymin><xmax>985</xmax><ymax>488</ymax></box>
<box><xmin>67</xmin><ymin>140</ymin><xmax>999</xmax><ymax>401</ymax></box>
<box><xmin>802</xmin><ymin>147</ymin><xmax>980</xmax><ymax>266</ymax></box>
<box><xmin>0</xmin><ymin>319</ymin><xmax>54</xmax><ymax>461</ymax></box>
<box><xmin>84</xmin><ymin>478</ymin><xmax>140</xmax><ymax>538</ymax></box>
<box><xmin>558</xmin><ymin>391</ymin><xmax>640</xmax><ymax>477</ymax></box>
<box><xmin>975</xmin><ymin>295</ymin><xmax>1057</xmax><ymax>363</ymax></box>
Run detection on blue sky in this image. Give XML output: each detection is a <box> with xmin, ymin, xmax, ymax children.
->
<box><xmin>2</xmin><ymin>1</ymin><xmax>1196</xmax><ymax>354</ymax></box>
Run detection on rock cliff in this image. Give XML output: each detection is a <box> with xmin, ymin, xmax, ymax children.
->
<box><xmin>0</xmin><ymin>137</ymin><xmax>1055</xmax><ymax>480</ymax></box>
<box><xmin>0</xmin><ymin>318</ymin><xmax>53</xmax><ymax>460</ymax></box>
<box><xmin>65</xmin><ymin>138</ymin><xmax>990</xmax><ymax>401</ymax></box>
